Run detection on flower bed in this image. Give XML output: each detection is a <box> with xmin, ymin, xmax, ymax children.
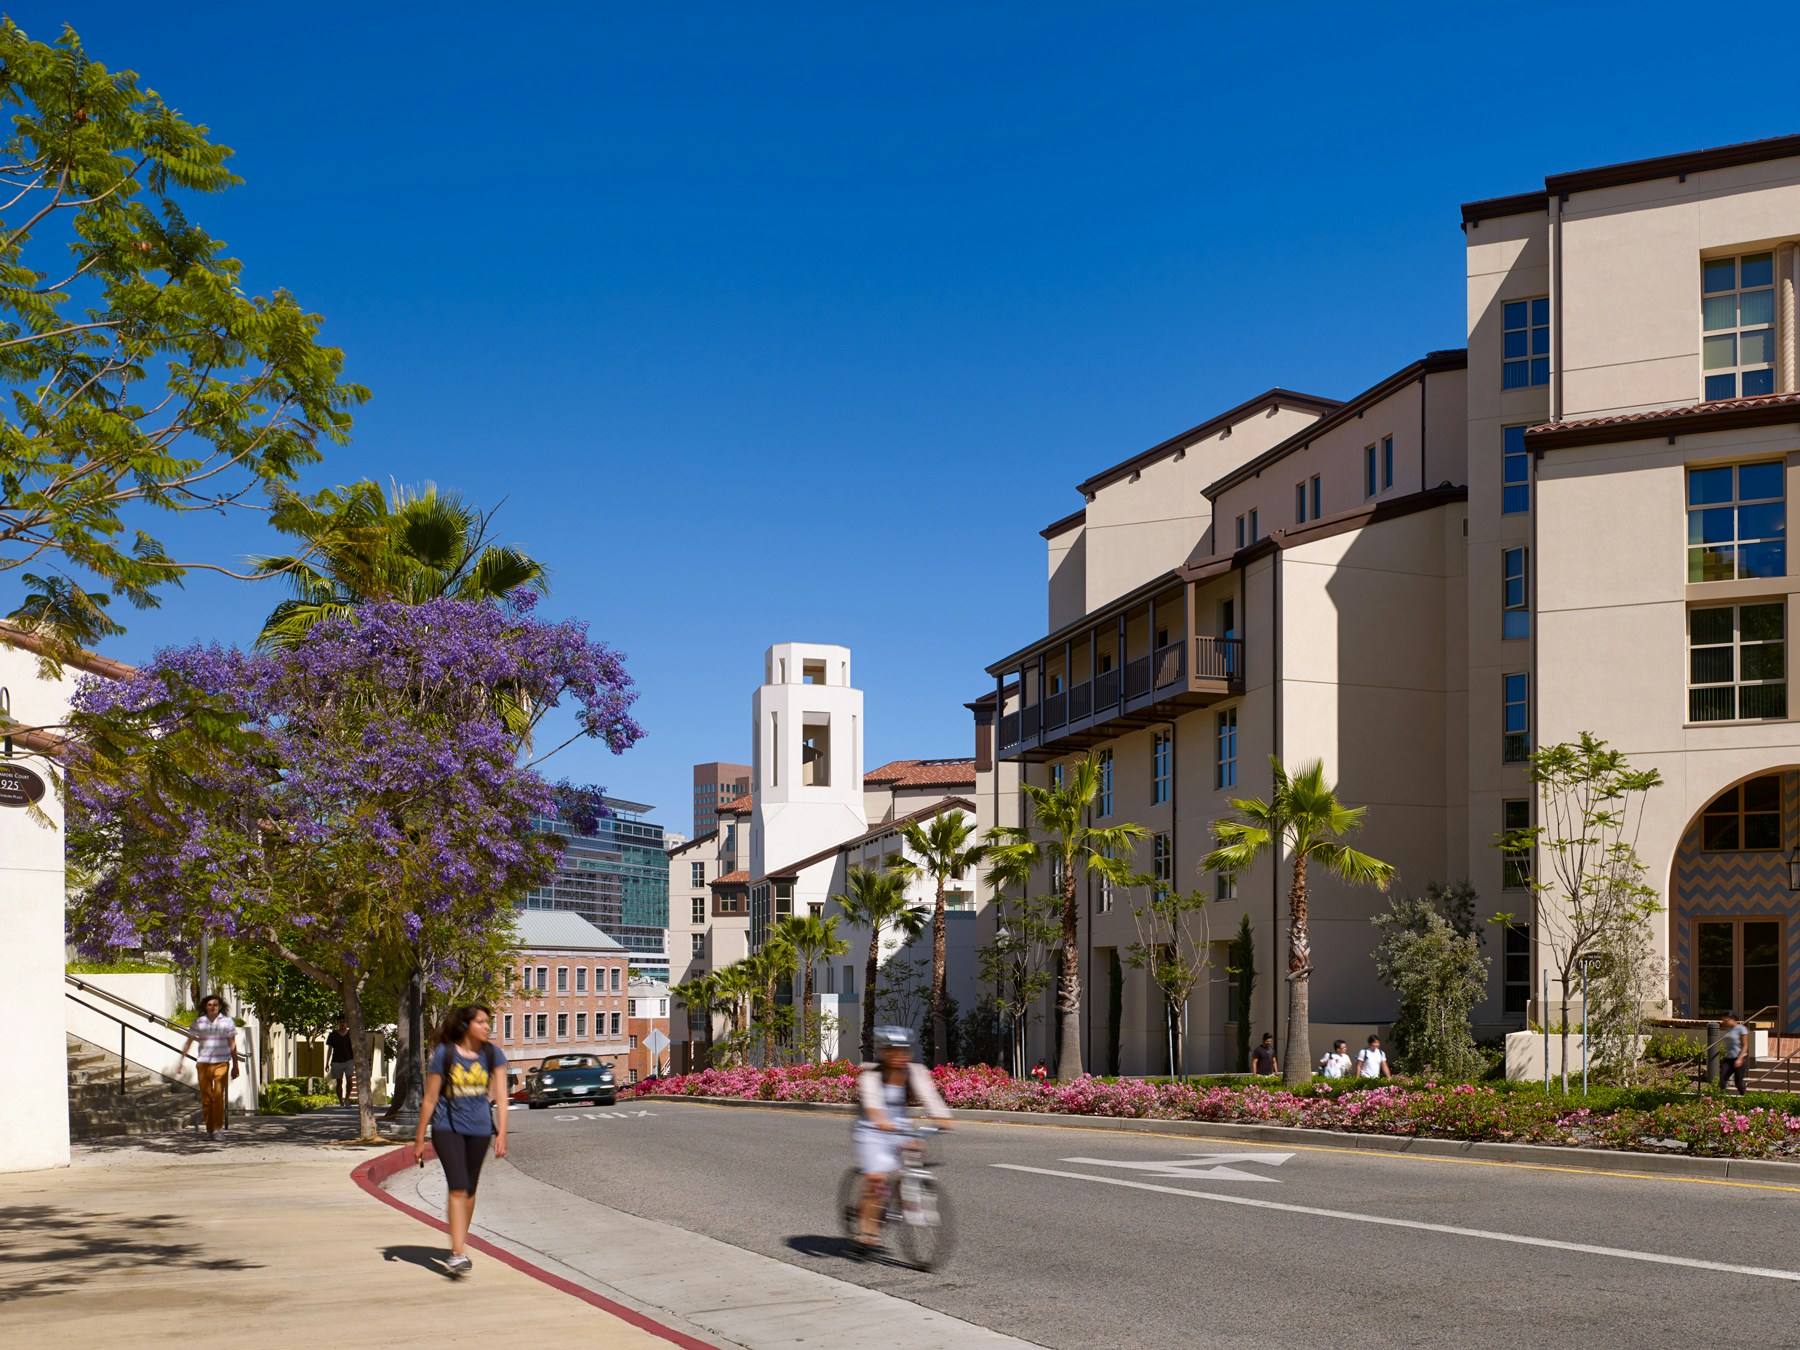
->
<box><xmin>628</xmin><ymin>1061</ymin><xmax>1800</xmax><ymax>1160</ymax></box>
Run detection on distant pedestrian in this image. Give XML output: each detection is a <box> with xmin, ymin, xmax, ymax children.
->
<box><xmin>1318</xmin><ymin>1040</ymin><xmax>1352</xmax><ymax>1079</ymax></box>
<box><xmin>1250</xmin><ymin>1033</ymin><xmax>1278</xmax><ymax>1076</ymax></box>
<box><xmin>1030</xmin><ymin>1059</ymin><xmax>1049</xmax><ymax>1082</ymax></box>
<box><xmin>326</xmin><ymin>1018</ymin><xmax>355</xmax><ymax>1104</ymax></box>
<box><xmin>1355</xmin><ymin>1034</ymin><xmax>1391</xmax><ymax>1079</ymax></box>
<box><xmin>413</xmin><ymin>1003</ymin><xmax>509</xmax><ymax>1277</ymax></box>
<box><xmin>1718</xmin><ymin>1013</ymin><xmax>1748</xmax><ymax>1095</ymax></box>
<box><xmin>180</xmin><ymin>994</ymin><xmax>241</xmax><ymax>1139</ymax></box>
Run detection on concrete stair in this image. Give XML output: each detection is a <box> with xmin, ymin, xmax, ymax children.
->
<box><xmin>66</xmin><ymin>1033</ymin><xmax>202</xmax><ymax>1139</ymax></box>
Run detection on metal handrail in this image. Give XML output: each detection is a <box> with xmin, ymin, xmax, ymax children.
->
<box><xmin>66</xmin><ymin>990</ymin><xmax>201</xmax><ymax>1100</ymax></box>
<box><xmin>64</xmin><ymin>973</ymin><xmax>189</xmax><ymax>1035</ymax></box>
<box><xmin>64</xmin><ymin>974</ymin><xmax>258</xmax><ymax>1122</ymax></box>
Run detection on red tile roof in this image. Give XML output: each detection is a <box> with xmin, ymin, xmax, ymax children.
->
<box><xmin>863</xmin><ymin>758</ymin><xmax>977</xmax><ymax>789</ymax></box>
<box><xmin>710</xmin><ymin>870</ymin><xmax>749</xmax><ymax>888</ymax></box>
<box><xmin>0</xmin><ymin>621</ymin><xmax>137</xmax><ymax>680</ymax></box>
<box><xmin>1526</xmin><ymin>393</ymin><xmax>1800</xmax><ymax>449</ymax></box>
<box><xmin>715</xmin><ymin>797</ymin><xmax>752</xmax><ymax>814</ymax></box>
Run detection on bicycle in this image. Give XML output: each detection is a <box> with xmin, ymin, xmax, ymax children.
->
<box><xmin>836</xmin><ymin>1122</ymin><xmax>955</xmax><ymax>1270</ymax></box>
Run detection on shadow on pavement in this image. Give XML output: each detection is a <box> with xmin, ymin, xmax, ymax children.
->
<box><xmin>381</xmin><ymin>1244</ymin><xmax>457</xmax><ymax>1279</ymax></box>
<box><xmin>0</xmin><ymin>1203</ymin><xmax>260</xmax><ymax>1302</ymax></box>
<box><xmin>74</xmin><ymin>1106</ymin><xmax>402</xmax><ymax>1157</ymax></box>
<box><xmin>785</xmin><ymin>1233</ymin><xmax>898</xmax><ymax>1265</ymax></box>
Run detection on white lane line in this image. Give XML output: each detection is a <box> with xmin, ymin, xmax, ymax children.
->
<box><xmin>992</xmin><ymin>1164</ymin><xmax>1800</xmax><ymax>1284</ymax></box>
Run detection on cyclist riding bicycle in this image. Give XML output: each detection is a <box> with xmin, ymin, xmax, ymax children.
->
<box><xmin>854</xmin><ymin>1025</ymin><xmax>953</xmax><ymax>1250</ymax></box>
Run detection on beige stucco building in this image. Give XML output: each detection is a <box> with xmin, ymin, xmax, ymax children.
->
<box><xmin>981</xmin><ymin>133</ymin><xmax>1800</xmax><ymax>1075</ymax></box>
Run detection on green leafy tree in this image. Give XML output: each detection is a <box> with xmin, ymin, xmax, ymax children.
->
<box><xmin>1497</xmin><ymin>733</ymin><xmax>1664</xmax><ymax>1089</ymax></box>
<box><xmin>1123</xmin><ymin>881</ymin><xmax>1212</xmax><ymax>1080</ymax></box>
<box><xmin>984</xmin><ymin>755</ymin><xmax>1146</xmax><ymax>1081</ymax></box>
<box><xmin>1228</xmin><ymin>913</ymin><xmax>1256</xmax><ymax>1073</ymax></box>
<box><xmin>1204</xmin><ymin>758</ymin><xmax>1396</xmax><ymax>1086</ymax></box>
<box><xmin>979</xmin><ymin>890</ymin><xmax>1059</xmax><ymax>1077</ymax></box>
<box><xmin>832</xmin><ymin>866</ymin><xmax>928</xmax><ymax>1059</ymax></box>
<box><xmin>1372</xmin><ymin>891</ymin><xmax>1489</xmax><ymax>1081</ymax></box>
<box><xmin>889</xmin><ymin>809</ymin><xmax>989</xmax><ymax>1067</ymax></box>
<box><xmin>0</xmin><ymin>21</ymin><xmax>364</xmax><ymax>655</ymax></box>
<box><xmin>782</xmin><ymin>912</ymin><xmax>848</xmax><ymax>1063</ymax></box>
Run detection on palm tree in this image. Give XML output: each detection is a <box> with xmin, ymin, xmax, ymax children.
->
<box><xmin>889</xmin><ymin>809</ymin><xmax>988</xmax><ymax>1066</ymax></box>
<box><xmin>671</xmin><ymin>970</ymin><xmax>722</xmax><ymax>1070</ymax></box>
<box><xmin>984</xmin><ymin>755</ymin><xmax>1146</xmax><ymax>1082</ymax></box>
<box><xmin>831</xmin><ymin>867</ymin><xmax>929</xmax><ymax>1059</ymax></box>
<box><xmin>750</xmin><ymin>928</ymin><xmax>799</xmax><ymax>1065</ymax></box>
<box><xmin>1203</xmin><ymin>758</ymin><xmax>1396</xmax><ymax>1086</ymax></box>
<box><xmin>711</xmin><ymin>961</ymin><xmax>760</xmax><ymax>1063</ymax></box>
<box><xmin>252</xmin><ymin>480</ymin><xmax>549</xmax><ymax>650</ymax></box>
<box><xmin>779</xmin><ymin>912</ymin><xmax>849</xmax><ymax>1062</ymax></box>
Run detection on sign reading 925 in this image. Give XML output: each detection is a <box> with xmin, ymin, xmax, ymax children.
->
<box><xmin>0</xmin><ymin>763</ymin><xmax>47</xmax><ymax>809</ymax></box>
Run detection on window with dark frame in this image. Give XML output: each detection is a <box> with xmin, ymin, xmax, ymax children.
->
<box><xmin>1502</xmin><ymin>799</ymin><xmax>1531</xmax><ymax>889</ymax></box>
<box><xmin>1382</xmin><ymin>435</ymin><xmax>1394</xmax><ymax>490</ymax></box>
<box><xmin>1687</xmin><ymin>462</ymin><xmax>1784</xmax><ymax>583</ymax></box>
<box><xmin>1502</xmin><ymin>673</ymin><xmax>1530</xmax><ymax>762</ymax></box>
<box><xmin>1310</xmin><ymin>474</ymin><xmax>1321</xmax><ymax>520</ymax></box>
<box><xmin>1152</xmin><ymin>731</ymin><xmax>1171</xmax><ymax>804</ymax></box>
<box><xmin>1502</xmin><ymin>548</ymin><xmax>1529</xmax><ymax>639</ymax></box>
<box><xmin>1503</xmin><ymin>923</ymin><xmax>1530</xmax><ymax>1016</ymax></box>
<box><xmin>1702</xmin><ymin>253</ymin><xmax>1775</xmax><ymax>400</ymax></box>
<box><xmin>1152</xmin><ymin>832</ymin><xmax>1172</xmax><ymax>889</ymax></box>
<box><xmin>1690</xmin><ymin>602</ymin><xmax>1786</xmax><ymax>722</ymax></box>
<box><xmin>1502</xmin><ymin>297</ymin><xmax>1550</xmax><ymax>388</ymax></box>
<box><xmin>1701</xmin><ymin>776</ymin><xmax>1783</xmax><ymax>852</ymax></box>
<box><xmin>1364</xmin><ymin>444</ymin><xmax>1377</xmax><ymax>499</ymax></box>
<box><xmin>1216</xmin><ymin>708</ymin><xmax>1238</xmax><ymax>789</ymax></box>
<box><xmin>1502</xmin><ymin>426</ymin><xmax>1530</xmax><ymax>514</ymax></box>
<box><xmin>1096</xmin><ymin>748</ymin><xmax>1114</xmax><ymax>817</ymax></box>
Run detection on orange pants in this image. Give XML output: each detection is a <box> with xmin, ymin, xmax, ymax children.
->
<box><xmin>197</xmin><ymin>1061</ymin><xmax>231</xmax><ymax>1132</ymax></box>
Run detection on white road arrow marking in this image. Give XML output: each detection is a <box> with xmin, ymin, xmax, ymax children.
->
<box><xmin>1060</xmin><ymin>1152</ymin><xmax>1293</xmax><ymax>1183</ymax></box>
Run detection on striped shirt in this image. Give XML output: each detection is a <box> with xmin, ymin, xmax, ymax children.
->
<box><xmin>189</xmin><ymin>1015</ymin><xmax>238</xmax><ymax>1063</ymax></box>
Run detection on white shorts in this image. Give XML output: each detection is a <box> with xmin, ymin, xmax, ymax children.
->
<box><xmin>853</xmin><ymin>1122</ymin><xmax>904</xmax><ymax>1176</ymax></box>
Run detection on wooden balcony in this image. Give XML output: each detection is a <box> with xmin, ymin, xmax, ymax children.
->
<box><xmin>995</xmin><ymin>635</ymin><xmax>1243</xmax><ymax>762</ymax></box>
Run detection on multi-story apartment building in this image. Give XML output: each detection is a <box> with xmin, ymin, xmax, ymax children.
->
<box><xmin>627</xmin><ymin>977</ymin><xmax>671</xmax><ymax>1083</ymax></box>
<box><xmin>524</xmin><ymin>796</ymin><xmax>671</xmax><ymax>982</ymax></box>
<box><xmin>692</xmin><ymin>761</ymin><xmax>752</xmax><ymax>837</ymax></box>
<box><xmin>979</xmin><ymin>133</ymin><xmax>1800</xmax><ymax>1076</ymax></box>
<box><xmin>495</xmin><ymin>911</ymin><xmax>632</xmax><ymax>1078</ymax></box>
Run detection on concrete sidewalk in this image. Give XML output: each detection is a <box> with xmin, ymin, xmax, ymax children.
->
<box><xmin>0</xmin><ymin>1108</ymin><xmax>694</xmax><ymax>1346</ymax></box>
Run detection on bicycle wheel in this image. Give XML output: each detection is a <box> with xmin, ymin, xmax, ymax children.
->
<box><xmin>893</xmin><ymin>1172</ymin><xmax>954</xmax><ymax>1271</ymax></box>
<box><xmin>837</xmin><ymin>1167</ymin><xmax>865</xmax><ymax>1241</ymax></box>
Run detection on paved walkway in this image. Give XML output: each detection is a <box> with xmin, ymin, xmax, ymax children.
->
<box><xmin>0</xmin><ymin>1109</ymin><xmax>698</xmax><ymax>1346</ymax></box>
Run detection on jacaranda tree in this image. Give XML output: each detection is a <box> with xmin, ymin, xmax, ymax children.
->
<box><xmin>66</xmin><ymin>598</ymin><xmax>642</xmax><ymax>1140</ymax></box>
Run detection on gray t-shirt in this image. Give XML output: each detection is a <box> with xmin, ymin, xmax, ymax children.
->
<box><xmin>1719</xmin><ymin>1024</ymin><xmax>1746</xmax><ymax>1062</ymax></box>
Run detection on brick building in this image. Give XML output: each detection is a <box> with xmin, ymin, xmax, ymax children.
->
<box><xmin>496</xmin><ymin>910</ymin><xmax>631</xmax><ymax>1077</ymax></box>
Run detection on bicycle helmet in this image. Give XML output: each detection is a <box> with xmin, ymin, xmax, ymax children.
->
<box><xmin>872</xmin><ymin>1025</ymin><xmax>915</xmax><ymax>1051</ymax></box>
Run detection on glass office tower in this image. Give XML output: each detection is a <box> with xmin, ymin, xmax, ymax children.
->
<box><xmin>524</xmin><ymin>797</ymin><xmax>670</xmax><ymax>980</ymax></box>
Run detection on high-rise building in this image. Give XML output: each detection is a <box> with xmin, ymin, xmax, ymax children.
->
<box><xmin>692</xmin><ymin>761</ymin><xmax>751</xmax><ymax>837</ymax></box>
<box><xmin>524</xmin><ymin>796</ymin><xmax>670</xmax><ymax>982</ymax></box>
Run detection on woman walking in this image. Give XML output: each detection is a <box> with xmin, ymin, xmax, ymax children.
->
<box><xmin>412</xmin><ymin>1003</ymin><xmax>509</xmax><ymax>1276</ymax></box>
<box><xmin>179</xmin><ymin>994</ymin><xmax>242</xmax><ymax>1140</ymax></box>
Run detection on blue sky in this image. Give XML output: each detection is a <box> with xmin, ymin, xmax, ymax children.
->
<box><xmin>25</xmin><ymin>2</ymin><xmax>1788</xmax><ymax>835</ymax></box>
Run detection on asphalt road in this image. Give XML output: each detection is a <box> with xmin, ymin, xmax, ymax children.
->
<box><xmin>502</xmin><ymin>1100</ymin><xmax>1800</xmax><ymax>1350</ymax></box>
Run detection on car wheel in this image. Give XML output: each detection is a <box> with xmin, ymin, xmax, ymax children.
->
<box><xmin>528</xmin><ymin>1102</ymin><xmax>546</xmax><ymax>1110</ymax></box>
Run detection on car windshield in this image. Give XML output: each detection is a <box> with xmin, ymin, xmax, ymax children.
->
<box><xmin>539</xmin><ymin>1066</ymin><xmax>610</xmax><ymax>1084</ymax></box>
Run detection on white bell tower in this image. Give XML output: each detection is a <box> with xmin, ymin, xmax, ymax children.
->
<box><xmin>749</xmin><ymin>643</ymin><xmax>865</xmax><ymax>882</ymax></box>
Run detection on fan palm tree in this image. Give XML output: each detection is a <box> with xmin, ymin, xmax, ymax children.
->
<box><xmin>831</xmin><ymin>867</ymin><xmax>929</xmax><ymax>1059</ymax></box>
<box><xmin>711</xmin><ymin>961</ymin><xmax>760</xmax><ymax>1063</ymax></box>
<box><xmin>751</xmin><ymin>927</ymin><xmax>799</xmax><ymax>1065</ymax></box>
<box><xmin>777</xmin><ymin>912</ymin><xmax>849</xmax><ymax>1062</ymax></box>
<box><xmin>253</xmin><ymin>480</ymin><xmax>549</xmax><ymax>650</ymax></box>
<box><xmin>889</xmin><ymin>809</ymin><xmax>988</xmax><ymax>1066</ymax></box>
<box><xmin>984</xmin><ymin>755</ymin><xmax>1146</xmax><ymax>1082</ymax></box>
<box><xmin>671</xmin><ymin>970</ymin><xmax>723</xmax><ymax>1070</ymax></box>
<box><xmin>1203</xmin><ymin>757</ymin><xmax>1396</xmax><ymax>1086</ymax></box>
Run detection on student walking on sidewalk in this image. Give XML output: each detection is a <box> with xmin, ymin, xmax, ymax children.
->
<box><xmin>413</xmin><ymin>1003</ymin><xmax>509</xmax><ymax>1277</ymax></box>
<box><xmin>180</xmin><ymin>994</ymin><xmax>242</xmax><ymax>1139</ymax></box>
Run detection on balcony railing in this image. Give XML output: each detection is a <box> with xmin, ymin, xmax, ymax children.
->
<box><xmin>1194</xmin><ymin>636</ymin><xmax>1243</xmax><ymax>682</ymax></box>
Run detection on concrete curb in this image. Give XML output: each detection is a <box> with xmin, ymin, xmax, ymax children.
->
<box><xmin>637</xmin><ymin>1094</ymin><xmax>1800</xmax><ymax>1186</ymax></box>
<box><xmin>351</xmin><ymin>1144</ymin><xmax>719</xmax><ymax>1349</ymax></box>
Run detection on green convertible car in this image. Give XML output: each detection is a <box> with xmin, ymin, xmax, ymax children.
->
<box><xmin>527</xmin><ymin>1056</ymin><xmax>617</xmax><ymax>1109</ymax></box>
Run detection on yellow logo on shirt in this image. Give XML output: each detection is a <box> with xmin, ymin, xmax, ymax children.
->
<box><xmin>446</xmin><ymin>1057</ymin><xmax>489</xmax><ymax>1098</ymax></box>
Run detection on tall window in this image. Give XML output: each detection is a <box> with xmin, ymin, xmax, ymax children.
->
<box><xmin>1096</xmin><ymin>749</ymin><xmax>1114</xmax><ymax>817</ymax></box>
<box><xmin>1701</xmin><ymin>776</ymin><xmax>1782</xmax><ymax>850</ymax></box>
<box><xmin>1690</xmin><ymin>603</ymin><xmax>1786</xmax><ymax>721</ymax></box>
<box><xmin>522</xmin><ymin>1015</ymin><xmax>532</xmax><ymax>1040</ymax></box>
<box><xmin>503</xmin><ymin>1014</ymin><xmax>513</xmax><ymax>1040</ymax></box>
<box><xmin>536</xmin><ymin>1014</ymin><xmax>548</xmax><ymax>1038</ymax></box>
<box><xmin>1235</xmin><ymin>514</ymin><xmax>1246</xmax><ymax>549</ymax></box>
<box><xmin>692</xmin><ymin>895</ymin><xmax>705</xmax><ymax>924</ymax></box>
<box><xmin>557</xmin><ymin>1013</ymin><xmax>568</xmax><ymax>1039</ymax></box>
<box><xmin>535</xmin><ymin>966</ymin><xmax>548</xmax><ymax>992</ymax></box>
<box><xmin>691</xmin><ymin>861</ymin><xmax>705</xmax><ymax>886</ymax></box>
<box><xmin>575</xmin><ymin>966</ymin><xmax>588</xmax><ymax>994</ymax></box>
<box><xmin>1364</xmin><ymin>444</ymin><xmax>1377</xmax><ymax>499</ymax></box>
<box><xmin>1687</xmin><ymin>462</ymin><xmax>1784</xmax><ymax>582</ymax></box>
<box><xmin>1310</xmin><ymin>475</ymin><xmax>1321</xmax><ymax>520</ymax></box>
<box><xmin>1382</xmin><ymin>435</ymin><xmax>1395</xmax><ymax>490</ymax></box>
<box><xmin>611</xmin><ymin>966</ymin><xmax>622</xmax><ymax>993</ymax></box>
<box><xmin>1295</xmin><ymin>481</ymin><xmax>1307</xmax><ymax>525</ymax></box>
<box><xmin>1502</xmin><ymin>673</ymin><xmax>1530</xmax><ymax>762</ymax></box>
<box><xmin>1097</xmin><ymin>847</ymin><xmax>1114</xmax><ymax>913</ymax></box>
<box><xmin>1216</xmin><ymin>709</ymin><xmax>1238</xmax><ymax>789</ymax></box>
<box><xmin>556</xmin><ymin>967</ymin><xmax>568</xmax><ymax>993</ymax></box>
<box><xmin>1502</xmin><ymin>297</ymin><xmax>1549</xmax><ymax>388</ymax></box>
<box><xmin>1215</xmin><ymin>872</ymin><xmax>1237</xmax><ymax>901</ymax></box>
<box><xmin>611</xmin><ymin>1012</ymin><xmax>622</xmax><ymax>1036</ymax></box>
<box><xmin>575</xmin><ymin>1012</ymin><xmax>587</xmax><ymax>1037</ymax></box>
<box><xmin>1152</xmin><ymin>832</ymin><xmax>1172</xmax><ymax>889</ymax></box>
<box><xmin>1502</xmin><ymin>799</ymin><xmax>1531</xmax><ymax>889</ymax></box>
<box><xmin>1703</xmin><ymin>253</ymin><xmax>1775</xmax><ymax>400</ymax></box>
<box><xmin>1051</xmin><ymin>762</ymin><xmax>1066</xmax><ymax>791</ymax></box>
<box><xmin>1502</xmin><ymin>548</ymin><xmax>1530</xmax><ymax>639</ymax></box>
<box><xmin>1502</xmin><ymin>426</ymin><xmax>1530</xmax><ymax>514</ymax></box>
<box><xmin>842</xmin><ymin>963</ymin><xmax>856</xmax><ymax>997</ymax></box>
<box><xmin>691</xmin><ymin>932</ymin><xmax>704</xmax><ymax>956</ymax></box>
<box><xmin>1249</xmin><ymin>508</ymin><xmax>1259</xmax><ymax>542</ymax></box>
<box><xmin>1503</xmin><ymin>923</ymin><xmax>1530</xmax><ymax>1016</ymax></box>
<box><xmin>1151</xmin><ymin>731</ymin><xmax>1171</xmax><ymax>804</ymax></box>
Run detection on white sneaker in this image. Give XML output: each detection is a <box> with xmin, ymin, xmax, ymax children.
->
<box><xmin>445</xmin><ymin>1254</ymin><xmax>472</xmax><ymax>1276</ymax></box>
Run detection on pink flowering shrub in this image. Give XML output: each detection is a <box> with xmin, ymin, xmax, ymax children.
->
<box><xmin>627</xmin><ymin>1063</ymin><xmax>1800</xmax><ymax>1158</ymax></box>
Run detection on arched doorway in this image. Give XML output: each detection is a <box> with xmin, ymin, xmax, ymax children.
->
<box><xmin>1669</xmin><ymin>769</ymin><xmax>1799</xmax><ymax>1033</ymax></box>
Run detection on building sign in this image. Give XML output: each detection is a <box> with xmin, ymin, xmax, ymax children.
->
<box><xmin>0</xmin><ymin>763</ymin><xmax>47</xmax><ymax>808</ymax></box>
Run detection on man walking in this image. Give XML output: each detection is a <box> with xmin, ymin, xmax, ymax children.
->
<box><xmin>1318</xmin><ymin>1039</ymin><xmax>1352</xmax><ymax>1079</ymax></box>
<box><xmin>181</xmin><ymin>994</ymin><xmax>242</xmax><ymax>1139</ymax></box>
<box><xmin>326</xmin><ymin>1018</ymin><xmax>355</xmax><ymax>1103</ymax></box>
<box><xmin>1718</xmin><ymin>1013</ymin><xmax>1748</xmax><ymax>1095</ymax></box>
<box><xmin>1250</xmin><ymin>1032</ymin><xmax>1278</xmax><ymax>1076</ymax></box>
<box><xmin>1355</xmin><ymin>1034</ymin><xmax>1391</xmax><ymax>1079</ymax></box>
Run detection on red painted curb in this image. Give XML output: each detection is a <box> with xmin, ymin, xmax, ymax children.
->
<box><xmin>351</xmin><ymin>1144</ymin><xmax>716</xmax><ymax>1350</ymax></box>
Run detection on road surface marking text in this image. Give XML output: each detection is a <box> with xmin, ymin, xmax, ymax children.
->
<box><xmin>1060</xmin><ymin>1152</ymin><xmax>1291</xmax><ymax>1183</ymax></box>
<box><xmin>993</xmin><ymin>1164</ymin><xmax>1800</xmax><ymax>1283</ymax></box>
